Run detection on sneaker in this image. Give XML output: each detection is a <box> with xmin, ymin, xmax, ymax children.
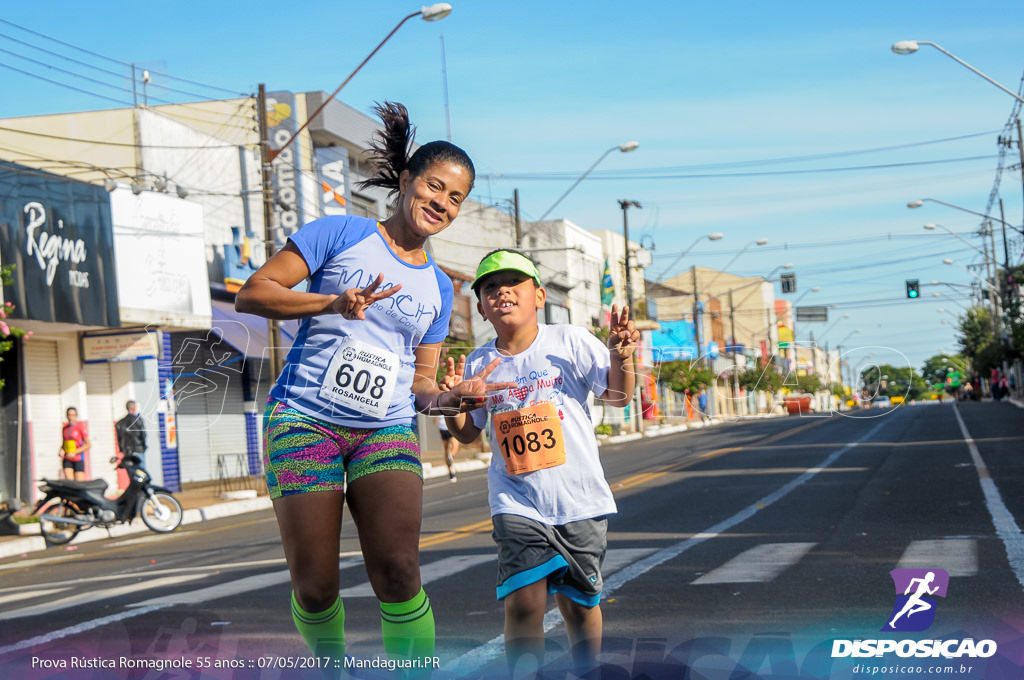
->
<box><xmin>449</xmin><ymin>472</ymin><xmax>457</xmax><ymax>483</ymax></box>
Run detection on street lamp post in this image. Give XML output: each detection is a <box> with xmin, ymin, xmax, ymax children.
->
<box><xmin>891</xmin><ymin>40</ymin><xmax>1024</xmax><ymax>104</ymax></box>
<box><xmin>268</xmin><ymin>4</ymin><xmax>453</xmax><ymax>164</ymax></box>
<box><xmin>536</xmin><ymin>142</ymin><xmax>639</xmax><ymax>222</ymax></box>
<box><xmin>655</xmin><ymin>232</ymin><xmax>725</xmax><ymax>283</ymax></box>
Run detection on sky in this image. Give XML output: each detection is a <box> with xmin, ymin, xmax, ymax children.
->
<box><xmin>1</xmin><ymin>0</ymin><xmax>1022</xmax><ymax>377</ymax></box>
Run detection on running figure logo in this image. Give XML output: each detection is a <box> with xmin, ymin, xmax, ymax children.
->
<box><xmin>882</xmin><ymin>568</ymin><xmax>949</xmax><ymax>632</ymax></box>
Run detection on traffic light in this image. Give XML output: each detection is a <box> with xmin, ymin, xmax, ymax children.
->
<box><xmin>906</xmin><ymin>279</ymin><xmax>919</xmax><ymax>299</ymax></box>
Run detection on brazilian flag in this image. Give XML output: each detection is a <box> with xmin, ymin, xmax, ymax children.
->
<box><xmin>601</xmin><ymin>258</ymin><xmax>614</xmax><ymax>306</ymax></box>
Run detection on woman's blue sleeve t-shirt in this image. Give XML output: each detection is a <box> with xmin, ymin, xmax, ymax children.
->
<box><xmin>270</xmin><ymin>215</ymin><xmax>453</xmax><ymax>428</ymax></box>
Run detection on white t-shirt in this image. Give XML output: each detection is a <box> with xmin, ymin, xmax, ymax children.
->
<box><xmin>467</xmin><ymin>324</ymin><xmax>618</xmax><ymax>525</ymax></box>
<box><xmin>270</xmin><ymin>216</ymin><xmax>453</xmax><ymax>428</ymax></box>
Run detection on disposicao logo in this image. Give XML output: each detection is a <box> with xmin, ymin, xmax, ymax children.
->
<box><xmin>831</xmin><ymin>567</ymin><xmax>997</xmax><ymax>660</ymax></box>
<box><xmin>883</xmin><ymin>568</ymin><xmax>948</xmax><ymax>632</ymax></box>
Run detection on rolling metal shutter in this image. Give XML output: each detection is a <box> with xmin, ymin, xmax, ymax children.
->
<box><xmin>171</xmin><ymin>333</ymin><xmax>248</xmax><ymax>484</ymax></box>
<box><xmin>24</xmin><ymin>340</ymin><xmax>63</xmax><ymax>484</ymax></box>
<box><xmin>82</xmin><ymin>362</ymin><xmax>118</xmax><ymax>489</ymax></box>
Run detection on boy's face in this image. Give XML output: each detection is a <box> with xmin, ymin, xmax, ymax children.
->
<box><xmin>476</xmin><ymin>270</ymin><xmax>546</xmax><ymax>330</ymax></box>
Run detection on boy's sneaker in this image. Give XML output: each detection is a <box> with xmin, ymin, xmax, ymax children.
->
<box><xmin>449</xmin><ymin>471</ymin><xmax>457</xmax><ymax>483</ymax></box>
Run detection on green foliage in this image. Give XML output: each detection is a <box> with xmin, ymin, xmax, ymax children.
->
<box><xmin>794</xmin><ymin>373</ymin><xmax>822</xmax><ymax>394</ymax></box>
<box><xmin>594</xmin><ymin>423</ymin><xmax>613</xmax><ymax>436</ymax></box>
<box><xmin>656</xmin><ymin>360</ymin><xmax>715</xmax><ymax>394</ymax></box>
<box><xmin>957</xmin><ymin>306</ymin><xmax>996</xmax><ymax>365</ymax></box>
<box><xmin>859</xmin><ymin>363</ymin><xmax>928</xmax><ymax>400</ymax></box>
<box><xmin>0</xmin><ymin>264</ymin><xmax>27</xmax><ymax>389</ymax></box>
<box><xmin>435</xmin><ymin>336</ymin><xmax>476</xmax><ymax>384</ymax></box>
<box><xmin>737</xmin><ymin>366</ymin><xmax>783</xmax><ymax>393</ymax></box>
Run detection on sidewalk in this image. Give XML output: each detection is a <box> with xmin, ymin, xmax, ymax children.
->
<box><xmin>0</xmin><ymin>415</ymin><xmax>719</xmax><ymax>560</ymax></box>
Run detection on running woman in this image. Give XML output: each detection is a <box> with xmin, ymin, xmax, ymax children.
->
<box><xmin>236</xmin><ymin>102</ymin><xmax>510</xmax><ymax>664</ymax></box>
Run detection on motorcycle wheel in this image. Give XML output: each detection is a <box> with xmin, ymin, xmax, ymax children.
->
<box><xmin>140</xmin><ymin>492</ymin><xmax>183</xmax><ymax>533</ymax></box>
<box><xmin>39</xmin><ymin>500</ymin><xmax>81</xmax><ymax>545</ymax></box>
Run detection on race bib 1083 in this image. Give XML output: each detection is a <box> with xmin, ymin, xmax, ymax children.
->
<box><xmin>494</xmin><ymin>401</ymin><xmax>566</xmax><ymax>475</ymax></box>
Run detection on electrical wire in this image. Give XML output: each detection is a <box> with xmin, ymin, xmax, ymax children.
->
<box><xmin>0</xmin><ymin>18</ymin><xmax>244</xmax><ymax>98</ymax></box>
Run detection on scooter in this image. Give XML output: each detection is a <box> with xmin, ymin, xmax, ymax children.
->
<box><xmin>32</xmin><ymin>453</ymin><xmax>182</xmax><ymax>545</ymax></box>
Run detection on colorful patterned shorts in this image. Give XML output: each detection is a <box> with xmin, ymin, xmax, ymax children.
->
<box><xmin>263</xmin><ymin>399</ymin><xmax>422</xmax><ymax>499</ymax></box>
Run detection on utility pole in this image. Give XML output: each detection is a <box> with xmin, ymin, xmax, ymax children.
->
<box><xmin>513</xmin><ymin>189</ymin><xmax>521</xmax><ymax>248</ymax></box>
<box><xmin>258</xmin><ymin>84</ymin><xmax>284</xmax><ymax>379</ymax></box>
<box><xmin>729</xmin><ymin>288</ymin><xmax>740</xmax><ymax>416</ymax></box>
<box><xmin>692</xmin><ymin>265</ymin><xmax>702</xmax><ymax>367</ymax></box>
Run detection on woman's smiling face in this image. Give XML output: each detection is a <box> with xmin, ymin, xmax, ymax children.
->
<box><xmin>396</xmin><ymin>161</ymin><xmax>472</xmax><ymax>239</ymax></box>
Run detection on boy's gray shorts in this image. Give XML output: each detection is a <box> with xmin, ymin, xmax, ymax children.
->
<box><xmin>491</xmin><ymin>513</ymin><xmax>607</xmax><ymax>607</ymax></box>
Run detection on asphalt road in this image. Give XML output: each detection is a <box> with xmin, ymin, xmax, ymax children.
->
<box><xmin>1</xmin><ymin>401</ymin><xmax>1022</xmax><ymax>679</ymax></box>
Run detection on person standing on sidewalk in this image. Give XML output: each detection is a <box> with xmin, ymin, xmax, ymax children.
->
<box><xmin>236</xmin><ymin>102</ymin><xmax>511</xmax><ymax>665</ymax></box>
<box><xmin>116</xmin><ymin>400</ymin><xmax>147</xmax><ymax>461</ymax></box>
<box><xmin>59</xmin><ymin>407</ymin><xmax>90</xmax><ymax>482</ymax></box>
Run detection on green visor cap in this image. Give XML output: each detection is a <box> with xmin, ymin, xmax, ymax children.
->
<box><xmin>472</xmin><ymin>251</ymin><xmax>542</xmax><ymax>291</ymax></box>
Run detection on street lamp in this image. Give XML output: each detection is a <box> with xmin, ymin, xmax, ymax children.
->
<box><xmin>268</xmin><ymin>4</ymin><xmax>453</xmax><ymax>163</ymax></box>
<box><xmin>703</xmin><ymin>238</ymin><xmax>768</xmax><ymax>291</ymax></box>
<box><xmin>821</xmin><ymin>313</ymin><xmax>851</xmax><ymax>338</ymax></box>
<box><xmin>891</xmin><ymin>40</ymin><xmax>1024</xmax><ymax>104</ymax></box>
<box><xmin>537</xmin><ymin>142</ymin><xmax>640</xmax><ymax>221</ymax></box>
<box><xmin>922</xmin><ymin>223</ymin><xmax>988</xmax><ymax>258</ymax></box>
<box><xmin>655</xmin><ymin>232</ymin><xmax>724</xmax><ymax>283</ymax></box>
<box><xmin>942</xmin><ymin>259</ymin><xmax>999</xmax><ymax>295</ymax></box>
<box><xmin>792</xmin><ymin>286</ymin><xmax>821</xmax><ymax>306</ymax></box>
<box><xmin>837</xmin><ymin>329</ymin><xmax>862</xmax><ymax>347</ymax></box>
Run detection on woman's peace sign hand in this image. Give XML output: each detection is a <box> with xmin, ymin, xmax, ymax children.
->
<box><xmin>439</xmin><ymin>354</ymin><xmax>466</xmax><ymax>392</ymax></box>
<box><xmin>331</xmin><ymin>273</ymin><xmax>402</xmax><ymax>321</ymax></box>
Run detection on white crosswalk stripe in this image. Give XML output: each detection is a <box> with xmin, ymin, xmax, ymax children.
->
<box><xmin>896</xmin><ymin>538</ymin><xmax>978</xmax><ymax>576</ymax></box>
<box><xmin>692</xmin><ymin>542</ymin><xmax>817</xmax><ymax>585</ymax></box>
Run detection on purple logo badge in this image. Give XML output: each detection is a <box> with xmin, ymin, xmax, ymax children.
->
<box><xmin>882</xmin><ymin>568</ymin><xmax>949</xmax><ymax>632</ymax></box>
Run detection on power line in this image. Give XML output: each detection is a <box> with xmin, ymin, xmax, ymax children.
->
<box><xmin>484</xmin><ymin>155</ymin><xmax>997</xmax><ymax>182</ymax></box>
<box><xmin>0</xmin><ymin>124</ymin><xmax>246</xmax><ymax>149</ymax></box>
<box><xmin>0</xmin><ymin>18</ymin><xmax>244</xmax><ymax>98</ymax></box>
<box><xmin>0</xmin><ymin>61</ymin><xmax>133</xmax><ymax>107</ymax></box>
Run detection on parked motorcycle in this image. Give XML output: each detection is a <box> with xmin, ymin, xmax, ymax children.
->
<box><xmin>32</xmin><ymin>453</ymin><xmax>182</xmax><ymax>545</ymax></box>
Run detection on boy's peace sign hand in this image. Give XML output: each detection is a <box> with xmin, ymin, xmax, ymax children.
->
<box><xmin>439</xmin><ymin>357</ymin><xmax>516</xmax><ymax>415</ymax></box>
<box><xmin>332</xmin><ymin>273</ymin><xmax>402</xmax><ymax>320</ymax></box>
<box><xmin>607</xmin><ymin>304</ymin><xmax>640</xmax><ymax>359</ymax></box>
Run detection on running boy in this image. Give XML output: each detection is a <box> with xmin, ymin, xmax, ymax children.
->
<box><xmin>444</xmin><ymin>249</ymin><xmax>638</xmax><ymax>675</ymax></box>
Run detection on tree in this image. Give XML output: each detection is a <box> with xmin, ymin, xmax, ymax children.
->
<box><xmin>656</xmin><ymin>360</ymin><xmax>714</xmax><ymax>395</ymax></box>
<box><xmin>957</xmin><ymin>306</ymin><xmax>1001</xmax><ymax>373</ymax></box>
<box><xmin>794</xmin><ymin>373</ymin><xmax>821</xmax><ymax>395</ymax></box>
<box><xmin>737</xmin><ymin>366</ymin><xmax>783</xmax><ymax>393</ymax></box>
<box><xmin>0</xmin><ymin>265</ymin><xmax>27</xmax><ymax>389</ymax></box>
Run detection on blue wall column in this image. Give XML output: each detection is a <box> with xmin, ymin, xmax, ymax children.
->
<box><xmin>157</xmin><ymin>332</ymin><xmax>181</xmax><ymax>492</ymax></box>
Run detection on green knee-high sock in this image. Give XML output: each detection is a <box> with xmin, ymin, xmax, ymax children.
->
<box><xmin>292</xmin><ymin>592</ymin><xmax>345</xmax><ymax>660</ymax></box>
<box><xmin>380</xmin><ymin>588</ymin><xmax>435</xmax><ymax>660</ymax></box>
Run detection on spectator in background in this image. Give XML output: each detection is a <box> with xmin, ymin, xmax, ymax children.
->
<box><xmin>697</xmin><ymin>385</ymin><xmax>710</xmax><ymax>423</ymax></box>
<box><xmin>116</xmin><ymin>400</ymin><xmax>147</xmax><ymax>460</ymax></box>
<box><xmin>60</xmin><ymin>407</ymin><xmax>90</xmax><ymax>481</ymax></box>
